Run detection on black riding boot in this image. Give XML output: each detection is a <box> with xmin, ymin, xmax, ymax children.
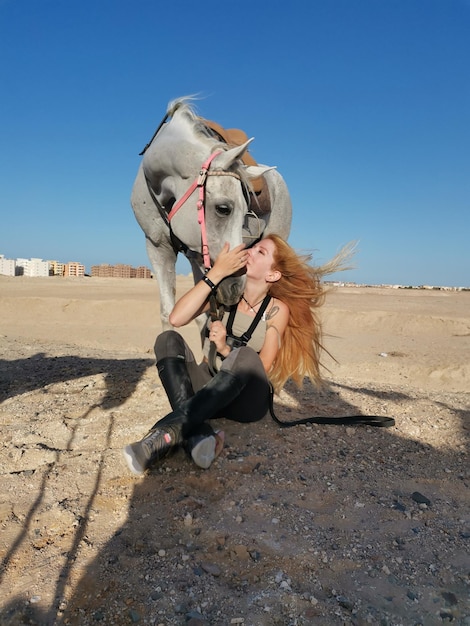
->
<box><xmin>123</xmin><ymin>422</ymin><xmax>183</xmax><ymax>475</ymax></box>
<box><xmin>173</xmin><ymin>368</ymin><xmax>242</xmax><ymax>430</ymax></box>
<box><xmin>157</xmin><ymin>355</ymin><xmax>219</xmax><ymax>467</ymax></box>
<box><xmin>184</xmin><ymin>422</ymin><xmax>225</xmax><ymax>469</ymax></box>
<box><xmin>178</xmin><ymin>369</ymin><xmax>242</xmax><ymax>468</ymax></box>
<box><xmin>123</xmin><ymin>357</ymin><xmax>194</xmax><ymax>475</ymax></box>
<box><xmin>123</xmin><ymin>370</ymin><xmax>243</xmax><ymax>474</ymax></box>
<box><xmin>157</xmin><ymin>356</ymin><xmax>194</xmax><ymax>410</ymax></box>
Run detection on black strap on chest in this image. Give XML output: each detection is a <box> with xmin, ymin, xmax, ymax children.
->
<box><xmin>207</xmin><ymin>294</ymin><xmax>272</xmax><ymax>377</ymax></box>
<box><xmin>225</xmin><ymin>294</ymin><xmax>272</xmax><ymax>347</ymax></box>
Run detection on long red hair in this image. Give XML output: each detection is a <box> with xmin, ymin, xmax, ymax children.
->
<box><xmin>265</xmin><ymin>235</ymin><xmax>353</xmax><ymax>392</ymax></box>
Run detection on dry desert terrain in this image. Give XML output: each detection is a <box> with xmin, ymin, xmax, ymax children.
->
<box><xmin>0</xmin><ymin>275</ymin><xmax>469</xmax><ymax>625</ymax></box>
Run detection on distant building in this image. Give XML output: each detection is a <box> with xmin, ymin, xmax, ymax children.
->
<box><xmin>135</xmin><ymin>266</ymin><xmax>152</xmax><ymax>279</ymax></box>
<box><xmin>0</xmin><ymin>254</ymin><xmax>16</xmax><ymax>276</ymax></box>
<box><xmin>16</xmin><ymin>257</ymin><xmax>49</xmax><ymax>277</ymax></box>
<box><xmin>113</xmin><ymin>264</ymin><xmax>133</xmax><ymax>278</ymax></box>
<box><xmin>91</xmin><ymin>263</ymin><xmax>151</xmax><ymax>278</ymax></box>
<box><xmin>64</xmin><ymin>262</ymin><xmax>85</xmax><ymax>277</ymax></box>
<box><xmin>91</xmin><ymin>264</ymin><xmax>113</xmax><ymax>277</ymax></box>
<box><xmin>48</xmin><ymin>260</ymin><xmax>66</xmax><ymax>276</ymax></box>
<box><xmin>1</xmin><ymin>253</ymin><xmax>151</xmax><ymax>279</ymax></box>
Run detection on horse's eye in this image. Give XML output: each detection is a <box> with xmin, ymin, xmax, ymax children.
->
<box><xmin>215</xmin><ymin>204</ymin><xmax>232</xmax><ymax>217</ymax></box>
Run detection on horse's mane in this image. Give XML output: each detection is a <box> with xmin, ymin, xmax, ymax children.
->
<box><xmin>166</xmin><ymin>96</ymin><xmax>253</xmax><ymax>192</ymax></box>
<box><xmin>167</xmin><ymin>96</ymin><xmax>207</xmax><ymax>133</ymax></box>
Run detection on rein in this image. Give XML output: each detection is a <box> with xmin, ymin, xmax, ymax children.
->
<box><xmin>166</xmin><ymin>150</ymin><xmax>243</xmax><ymax>371</ymax></box>
<box><xmin>138</xmin><ymin>112</ymin><xmax>169</xmax><ymax>156</ymax></box>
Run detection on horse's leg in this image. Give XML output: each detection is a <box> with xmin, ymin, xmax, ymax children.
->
<box><xmin>131</xmin><ymin>163</ymin><xmax>178</xmax><ymax>329</ymax></box>
<box><xmin>146</xmin><ymin>237</ymin><xmax>177</xmax><ymax>330</ymax></box>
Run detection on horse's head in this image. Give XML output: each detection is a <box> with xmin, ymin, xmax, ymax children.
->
<box><xmin>169</xmin><ymin>140</ymin><xmax>273</xmax><ymax>306</ymax></box>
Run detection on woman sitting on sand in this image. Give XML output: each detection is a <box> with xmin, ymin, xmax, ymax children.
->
<box><xmin>123</xmin><ymin>235</ymin><xmax>346</xmax><ymax>474</ymax></box>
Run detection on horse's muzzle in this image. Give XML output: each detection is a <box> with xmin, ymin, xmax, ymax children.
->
<box><xmin>217</xmin><ymin>275</ymin><xmax>246</xmax><ymax>306</ymax></box>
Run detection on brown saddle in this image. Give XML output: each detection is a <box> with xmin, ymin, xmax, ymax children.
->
<box><xmin>201</xmin><ymin>118</ymin><xmax>271</xmax><ymax>215</ymax></box>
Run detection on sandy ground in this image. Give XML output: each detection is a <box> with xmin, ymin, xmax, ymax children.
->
<box><xmin>0</xmin><ymin>275</ymin><xmax>469</xmax><ymax>625</ymax></box>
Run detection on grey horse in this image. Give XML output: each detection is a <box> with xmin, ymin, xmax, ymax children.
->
<box><xmin>131</xmin><ymin>97</ymin><xmax>292</xmax><ymax>329</ymax></box>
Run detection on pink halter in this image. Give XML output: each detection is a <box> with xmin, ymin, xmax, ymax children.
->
<box><xmin>167</xmin><ymin>151</ymin><xmax>241</xmax><ymax>270</ymax></box>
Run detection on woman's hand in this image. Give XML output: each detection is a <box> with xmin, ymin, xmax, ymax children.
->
<box><xmin>169</xmin><ymin>242</ymin><xmax>247</xmax><ymax>328</ymax></box>
<box><xmin>208</xmin><ymin>320</ymin><xmax>228</xmax><ymax>354</ymax></box>
<box><xmin>207</xmin><ymin>242</ymin><xmax>248</xmax><ymax>285</ymax></box>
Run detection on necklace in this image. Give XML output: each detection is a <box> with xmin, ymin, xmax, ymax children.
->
<box><xmin>241</xmin><ymin>294</ymin><xmax>267</xmax><ymax>313</ymax></box>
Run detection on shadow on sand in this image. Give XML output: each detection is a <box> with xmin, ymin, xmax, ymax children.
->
<box><xmin>0</xmin><ymin>352</ymin><xmax>153</xmax><ymax>625</ymax></box>
<box><xmin>1</xmin><ymin>359</ymin><xmax>469</xmax><ymax>625</ymax></box>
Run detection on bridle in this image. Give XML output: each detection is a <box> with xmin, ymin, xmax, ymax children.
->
<box><xmin>167</xmin><ymin>150</ymin><xmax>242</xmax><ymax>271</ymax></box>
<box><xmin>144</xmin><ymin>144</ymin><xmax>264</xmax><ymax>374</ymax></box>
<box><xmin>165</xmin><ymin>150</ymin><xmax>246</xmax><ymax>373</ymax></box>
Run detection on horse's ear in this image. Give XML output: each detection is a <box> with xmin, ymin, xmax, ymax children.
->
<box><xmin>244</xmin><ymin>164</ymin><xmax>276</xmax><ymax>180</ymax></box>
<box><xmin>213</xmin><ymin>139</ymin><xmax>254</xmax><ymax>169</ymax></box>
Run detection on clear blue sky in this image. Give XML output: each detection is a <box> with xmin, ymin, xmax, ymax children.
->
<box><xmin>1</xmin><ymin>0</ymin><xmax>469</xmax><ymax>287</ymax></box>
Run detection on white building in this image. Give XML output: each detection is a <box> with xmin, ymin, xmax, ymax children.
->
<box><xmin>16</xmin><ymin>257</ymin><xmax>50</xmax><ymax>277</ymax></box>
<box><xmin>0</xmin><ymin>254</ymin><xmax>16</xmax><ymax>276</ymax></box>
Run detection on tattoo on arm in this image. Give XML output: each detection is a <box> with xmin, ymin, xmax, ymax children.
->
<box><xmin>266</xmin><ymin>306</ymin><xmax>279</xmax><ymax>320</ymax></box>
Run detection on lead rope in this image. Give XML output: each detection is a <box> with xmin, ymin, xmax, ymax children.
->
<box><xmin>267</xmin><ymin>384</ymin><xmax>395</xmax><ymax>428</ymax></box>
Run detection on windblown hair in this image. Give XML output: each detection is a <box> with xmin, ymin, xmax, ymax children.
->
<box><xmin>266</xmin><ymin>235</ymin><xmax>355</xmax><ymax>393</ymax></box>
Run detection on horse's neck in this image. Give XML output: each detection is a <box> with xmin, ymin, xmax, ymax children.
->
<box><xmin>163</xmin><ymin>116</ymin><xmax>214</xmax><ymax>166</ymax></box>
<box><xmin>170</xmin><ymin>109</ymin><xmax>213</xmax><ymax>152</ymax></box>
<box><xmin>145</xmin><ymin>117</ymin><xmax>213</xmax><ymax>180</ymax></box>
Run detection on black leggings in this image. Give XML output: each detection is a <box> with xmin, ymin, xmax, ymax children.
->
<box><xmin>154</xmin><ymin>330</ymin><xmax>271</xmax><ymax>424</ymax></box>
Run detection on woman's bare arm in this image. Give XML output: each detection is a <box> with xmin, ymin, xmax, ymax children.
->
<box><xmin>169</xmin><ymin>243</ymin><xmax>248</xmax><ymax>327</ymax></box>
<box><xmin>258</xmin><ymin>299</ymin><xmax>289</xmax><ymax>372</ymax></box>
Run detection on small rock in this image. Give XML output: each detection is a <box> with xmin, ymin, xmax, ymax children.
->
<box><xmin>200</xmin><ymin>562</ymin><xmax>221</xmax><ymax>576</ymax></box>
<box><xmin>411</xmin><ymin>491</ymin><xmax>431</xmax><ymax>506</ymax></box>
<box><xmin>186</xmin><ymin>610</ymin><xmax>207</xmax><ymax>625</ymax></box>
<box><xmin>249</xmin><ymin>550</ymin><xmax>261</xmax><ymax>562</ymax></box>
<box><xmin>231</xmin><ymin>545</ymin><xmax>250</xmax><ymax>560</ymax></box>
<box><xmin>440</xmin><ymin>610</ymin><xmax>455</xmax><ymax>622</ymax></box>
<box><xmin>441</xmin><ymin>591</ymin><xmax>458</xmax><ymax>606</ymax></box>
<box><xmin>128</xmin><ymin>609</ymin><xmax>141</xmax><ymax>623</ymax></box>
<box><xmin>275</xmin><ymin>571</ymin><xmax>284</xmax><ymax>584</ymax></box>
<box><xmin>337</xmin><ymin>595</ymin><xmax>354</xmax><ymax>611</ymax></box>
